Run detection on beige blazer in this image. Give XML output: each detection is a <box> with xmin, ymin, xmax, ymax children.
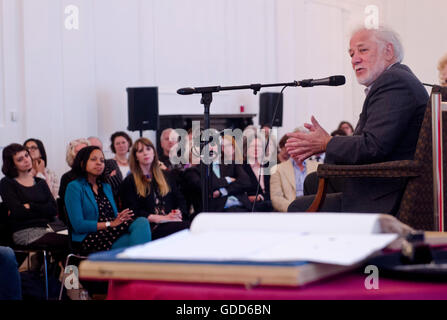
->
<box><xmin>270</xmin><ymin>159</ymin><xmax>319</xmax><ymax>212</ymax></box>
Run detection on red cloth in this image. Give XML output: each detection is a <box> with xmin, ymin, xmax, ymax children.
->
<box><xmin>106</xmin><ymin>273</ymin><xmax>447</xmax><ymax>300</ymax></box>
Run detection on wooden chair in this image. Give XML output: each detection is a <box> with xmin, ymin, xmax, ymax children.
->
<box><xmin>307</xmin><ymin>89</ymin><xmax>445</xmax><ymax>231</ymax></box>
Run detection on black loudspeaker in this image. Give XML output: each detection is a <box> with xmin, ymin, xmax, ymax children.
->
<box><xmin>259</xmin><ymin>92</ymin><xmax>283</xmax><ymax>127</ymax></box>
<box><xmin>127</xmin><ymin>87</ymin><xmax>159</xmax><ymax>131</ymax></box>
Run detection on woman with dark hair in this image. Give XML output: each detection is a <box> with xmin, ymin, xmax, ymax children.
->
<box><xmin>0</xmin><ymin>144</ymin><xmax>67</xmax><ymax>248</ymax></box>
<box><xmin>24</xmin><ymin>138</ymin><xmax>59</xmax><ymax>199</ymax></box>
<box><xmin>337</xmin><ymin>121</ymin><xmax>354</xmax><ymax>136</ymax></box>
<box><xmin>65</xmin><ymin>146</ymin><xmax>151</xmax><ymax>253</ymax></box>
<box><xmin>104</xmin><ymin>131</ymin><xmax>133</xmax><ymax>198</ymax></box>
<box><xmin>119</xmin><ymin>138</ymin><xmax>190</xmax><ymax>241</ymax></box>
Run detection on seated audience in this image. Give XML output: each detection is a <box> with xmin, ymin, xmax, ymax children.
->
<box><xmin>120</xmin><ymin>138</ymin><xmax>190</xmax><ymax>240</ymax></box>
<box><xmin>209</xmin><ymin>135</ymin><xmax>251</xmax><ymax>212</ymax></box>
<box><xmin>337</xmin><ymin>121</ymin><xmax>354</xmax><ymax>136</ymax></box>
<box><xmin>58</xmin><ymin>138</ymin><xmax>90</xmax><ymax>212</ymax></box>
<box><xmin>439</xmin><ymin>53</ymin><xmax>447</xmax><ymax>87</ymax></box>
<box><xmin>0</xmin><ymin>144</ymin><xmax>67</xmax><ymax>248</ymax></box>
<box><xmin>0</xmin><ymin>246</ymin><xmax>22</xmax><ymax>300</ymax></box>
<box><xmin>65</xmin><ymin>146</ymin><xmax>151</xmax><ymax>254</ymax></box>
<box><xmin>242</xmin><ymin>134</ymin><xmax>273</xmax><ymax>212</ymax></box>
<box><xmin>24</xmin><ymin>138</ymin><xmax>59</xmax><ymax>199</ymax></box>
<box><xmin>104</xmin><ymin>131</ymin><xmax>133</xmax><ymax>198</ymax></box>
<box><xmin>270</xmin><ymin>128</ymin><xmax>319</xmax><ymax>212</ymax></box>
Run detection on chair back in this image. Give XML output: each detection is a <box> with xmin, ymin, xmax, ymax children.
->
<box><xmin>62</xmin><ymin>205</ymin><xmax>82</xmax><ymax>253</ymax></box>
<box><xmin>398</xmin><ymin>89</ymin><xmax>446</xmax><ymax>230</ymax></box>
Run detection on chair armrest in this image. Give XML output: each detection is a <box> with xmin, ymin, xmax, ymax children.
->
<box><xmin>316</xmin><ymin>160</ymin><xmax>421</xmax><ymax>179</ymax></box>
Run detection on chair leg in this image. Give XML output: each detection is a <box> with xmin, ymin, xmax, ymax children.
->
<box><xmin>59</xmin><ymin>254</ymin><xmax>73</xmax><ymax>301</ymax></box>
<box><xmin>43</xmin><ymin>250</ymin><xmax>49</xmax><ymax>300</ymax></box>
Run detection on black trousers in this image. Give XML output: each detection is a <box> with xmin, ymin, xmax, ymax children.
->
<box><xmin>287</xmin><ymin>193</ymin><xmax>343</xmax><ymax>212</ymax></box>
<box><xmin>303</xmin><ymin>172</ymin><xmax>344</xmax><ymax>196</ymax></box>
<box><xmin>151</xmin><ymin>221</ymin><xmax>191</xmax><ymax>241</ymax></box>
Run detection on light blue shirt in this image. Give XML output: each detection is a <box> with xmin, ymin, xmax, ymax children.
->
<box><xmin>292</xmin><ymin>160</ymin><xmax>307</xmax><ymax>197</ymax></box>
<box><xmin>212</xmin><ymin>162</ymin><xmax>242</xmax><ymax>209</ymax></box>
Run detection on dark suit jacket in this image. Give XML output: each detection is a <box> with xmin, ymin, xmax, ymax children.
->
<box><xmin>325</xmin><ymin>63</ymin><xmax>429</xmax><ymax>214</ymax></box>
<box><xmin>209</xmin><ymin>164</ymin><xmax>252</xmax><ymax>212</ymax></box>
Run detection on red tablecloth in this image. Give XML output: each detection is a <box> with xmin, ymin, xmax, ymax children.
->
<box><xmin>106</xmin><ymin>272</ymin><xmax>447</xmax><ymax>300</ymax></box>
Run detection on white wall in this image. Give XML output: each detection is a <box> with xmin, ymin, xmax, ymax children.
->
<box><xmin>0</xmin><ymin>0</ymin><xmax>446</xmax><ymax>180</ymax></box>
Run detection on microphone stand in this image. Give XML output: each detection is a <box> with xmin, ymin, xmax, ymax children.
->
<box><xmin>178</xmin><ymin>81</ymin><xmax>299</xmax><ymax>213</ymax></box>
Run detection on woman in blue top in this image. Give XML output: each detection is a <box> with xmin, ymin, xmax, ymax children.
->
<box><xmin>65</xmin><ymin>146</ymin><xmax>151</xmax><ymax>254</ymax></box>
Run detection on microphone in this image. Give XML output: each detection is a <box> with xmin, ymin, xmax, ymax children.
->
<box><xmin>177</xmin><ymin>87</ymin><xmax>197</xmax><ymax>95</ymax></box>
<box><xmin>177</xmin><ymin>86</ymin><xmax>221</xmax><ymax>95</ymax></box>
<box><xmin>299</xmin><ymin>75</ymin><xmax>346</xmax><ymax>88</ymax></box>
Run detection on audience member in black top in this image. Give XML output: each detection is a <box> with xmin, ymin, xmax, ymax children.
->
<box><xmin>120</xmin><ymin>138</ymin><xmax>190</xmax><ymax>240</ymax></box>
<box><xmin>180</xmin><ymin>129</ymin><xmax>202</xmax><ymax>217</ymax></box>
<box><xmin>242</xmin><ymin>135</ymin><xmax>273</xmax><ymax>212</ymax></box>
<box><xmin>104</xmin><ymin>131</ymin><xmax>133</xmax><ymax>198</ymax></box>
<box><xmin>0</xmin><ymin>144</ymin><xmax>67</xmax><ymax>248</ymax></box>
<box><xmin>24</xmin><ymin>138</ymin><xmax>59</xmax><ymax>200</ymax></box>
<box><xmin>208</xmin><ymin>135</ymin><xmax>251</xmax><ymax>212</ymax></box>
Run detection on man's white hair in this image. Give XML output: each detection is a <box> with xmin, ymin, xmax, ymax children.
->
<box><xmin>351</xmin><ymin>26</ymin><xmax>404</xmax><ymax>63</ymax></box>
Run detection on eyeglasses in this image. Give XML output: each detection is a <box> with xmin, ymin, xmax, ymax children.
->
<box><xmin>26</xmin><ymin>146</ymin><xmax>39</xmax><ymax>151</ymax></box>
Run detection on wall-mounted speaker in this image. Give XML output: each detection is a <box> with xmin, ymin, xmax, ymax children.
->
<box><xmin>259</xmin><ymin>92</ymin><xmax>283</xmax><ymax>127</ymax></box>
<box><xmin>127</xmin><ymin>87</ymin><xmax>159</xmax><ymax>131</ymax></box>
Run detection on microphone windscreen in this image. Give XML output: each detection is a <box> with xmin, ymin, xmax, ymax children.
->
<box><xmin>329</xmin><ymin>76</ymin><xmax>346</xmax><ymax>86</ymax></box>
<box><xmin>177</xmin><ymin>88</ymin><xmax>196</xmax><ymax>95</ymax></box>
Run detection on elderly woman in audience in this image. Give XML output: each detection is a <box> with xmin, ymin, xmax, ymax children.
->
<box><xmin>65</xmin><ymin>146</ymin><xmax>151</xmax><ymax>253</ymax></box>
<box><xmin>104</xmin><ymin>131</ymin><xmax>133</xmax><ymax>198</ymax></box>
<box><xmin>24</xmin><ymin>138</ymin><xmax>59</xmax><ymax>199</ymax></box>
<box><xmin>242</xmin><ymin>133</ymin><xmax>273</xmax><ymax>212</ymax></box>
<box><xmin>58</xmin><ymin>138</ymin><xmax>90</xmax><ymax>211</ymax></box>
<box><xmin>0</xmin><ymin>144</ymin><xmax>67</xmax><ymax>248</ymax></box>
<box><xmin>120</xmin><ymin>138</ymin><xmax>190</xmax><ymax>240</ymax></box>
<box><xmin>439</xmin><ymin>53</ymin><xmax>447</xmax><ymax>87</ymax></box>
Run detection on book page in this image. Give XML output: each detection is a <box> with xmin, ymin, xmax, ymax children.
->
<box><xmin>118</xmin><ymin>221</ymin><xmax>397</xmax><ymax>266</ymax></box>
<box><xmin>190</xmin><ymin>213</ymin><xmax>383</xmax><ymax>235</ymax></box>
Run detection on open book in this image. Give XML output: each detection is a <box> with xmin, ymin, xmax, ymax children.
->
<box><xmin>79</xmin><ymin>213</ymin><xmax>399</xmax><ymax>286</ymax></box>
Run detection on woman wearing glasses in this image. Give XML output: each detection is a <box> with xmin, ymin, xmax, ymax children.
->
<box><xmin>23</xmin><ymin>138</ymin><xmax>59</xmax><ymax>199</ymax></box>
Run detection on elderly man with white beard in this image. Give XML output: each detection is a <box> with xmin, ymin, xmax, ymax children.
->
<box><xmin>285</xmin><ymin>27</ymin><xmax>429</xmax><ymax>215</ymax></box>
